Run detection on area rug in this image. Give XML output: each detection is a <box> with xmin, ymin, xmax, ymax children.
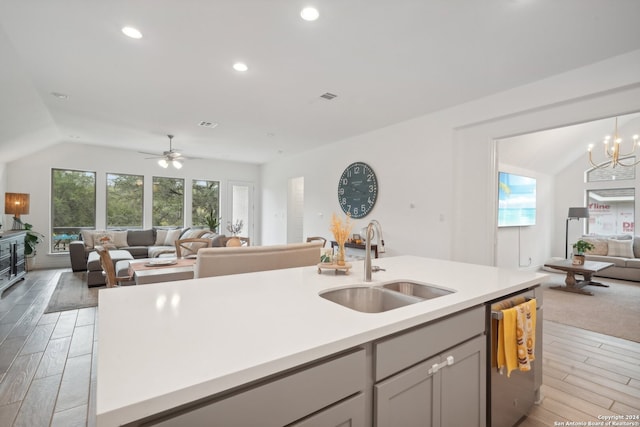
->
<box><xmin>44</xmin><ymin>271</ymin><xmax>101</xmax><ymax>313</ymax></box>
<box><xmin>541</xmin><ymin>272</ymin><xmax>640</xmax><ymax>343</ymax></box>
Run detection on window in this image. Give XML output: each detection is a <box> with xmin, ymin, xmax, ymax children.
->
<box><xmin>192</xmin><ymin>180</ymin><xmax>220</xmax><ymax>231</ymax></box>
<box><xmin>106</xmin><ymin>173</ymin><xmax>143</xmax><ymax>229</ymax></box>
<box><xmin>587</xmin><ymin>160</ymin><xmax>636</xmax><ymax>182</ymax></box>
<box><xmin>51</xmin><ymin>169</ymin><xmax>96</xmax><ymax>253</ymax></box>
<box><xmin>587</xmin><ymin>188</ymin><xmax>635</xmax><ymax>235</ymax></box>
<box><xmin>152</xmin><ymin>176</ymin><xmax>184</xmax><ymax>227</ymax></box>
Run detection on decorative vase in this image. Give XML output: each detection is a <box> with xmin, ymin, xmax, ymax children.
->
<box><xmin>337</xmin><ymin>243</ymin><xmax>346</xmax><ymax>266</ymax></box>
<box><xmin>226</xmin><ymin>236</ymin><xmax>242</xmax><ymax>247</ymax></box>
<box><xmin>572</xmin><ymin>254</ymin><xmax>585</xmax><ymax>266</ymax></box>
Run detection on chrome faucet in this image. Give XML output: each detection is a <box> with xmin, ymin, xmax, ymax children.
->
<box><xmin>364</xmin><ymin>220</ymin><xmax>385</xmax><ymax>282</ymax></box>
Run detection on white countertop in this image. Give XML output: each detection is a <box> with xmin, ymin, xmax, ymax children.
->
<box><xmin>96</xmin><ymin>255</ymin><xmax>546</xmax><ymax>426</ymax></box>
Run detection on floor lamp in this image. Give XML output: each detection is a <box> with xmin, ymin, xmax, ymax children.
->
<box><xmin>565</xmin><ymin>207</ymin><xmax>589</xmax><ymax>258</ymax></box>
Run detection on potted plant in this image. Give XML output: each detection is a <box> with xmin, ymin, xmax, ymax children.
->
<box><xmin>572</xmin><ymin>239</ymin><xmax>594</xmax><ymax>265</ymax></box>
<box><xmin>24</xmin><ymin>222</ymin><xmax>44</xmax><ymax>271</ymax></box>
<box><xmin>204</xmin><ymin>208</ymin><xmax>220</xmax><ymax>232</ymax></box>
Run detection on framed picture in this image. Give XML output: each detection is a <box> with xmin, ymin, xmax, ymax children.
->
<box><xmin>352</xmin><ymin>234</ymin><xmax>361</xmax><ymax>241</ymax></box>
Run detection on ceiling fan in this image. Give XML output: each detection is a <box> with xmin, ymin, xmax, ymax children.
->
<box><xmin>139</xmin><ymin>134</ymin><xmax>190</xmax><ymax>169</ymax></box>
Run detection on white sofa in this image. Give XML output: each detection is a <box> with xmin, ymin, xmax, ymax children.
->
<box><xmin>582</xmin><ymin>235</ymin><xmax>640</xmax><ymax>282</ymax></box>
<box><xmin>194</xmin><ymin>241</ymin><xmax>323</xmax><ymax>278</ymax></box>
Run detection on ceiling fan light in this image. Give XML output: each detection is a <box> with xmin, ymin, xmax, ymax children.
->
<box><xmin>172</xmin><ymin>160</ymin><xmax>183</xmax><ymax>169</ymax></box>
<box><xmin>158</xmin><ymin>159</ymin><xmax>169</xmax><ymax>168</ymax></box>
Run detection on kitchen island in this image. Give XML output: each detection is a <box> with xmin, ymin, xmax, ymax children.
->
<box><xmin>97</xmin><ymin>255</ymin><xmax>546</xmax><ymax>426</ymax></box>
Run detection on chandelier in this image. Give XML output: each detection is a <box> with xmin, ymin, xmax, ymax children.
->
<box><xmin>587</xmin><ymin>117</ymin><xmax>640</xmax><ymax>168</ymax></box>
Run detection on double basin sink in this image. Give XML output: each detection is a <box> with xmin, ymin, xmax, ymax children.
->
<box><xmin>320</xmin><ymin>281</ymin><xmax>454</xmax><ymax>313</ymax></box>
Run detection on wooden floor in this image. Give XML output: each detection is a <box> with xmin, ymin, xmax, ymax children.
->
<box><xmin>0</xmin><ymin>269</ymin><xmax>638</xmax><ymax>426</ymax></box>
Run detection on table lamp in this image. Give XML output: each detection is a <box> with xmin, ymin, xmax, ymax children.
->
<box><xmin>4</xmin><ymin>192</ymin><xmax>30</xmax><ymax>230</ymax></box>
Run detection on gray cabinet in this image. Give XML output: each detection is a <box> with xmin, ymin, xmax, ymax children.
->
<box><xmin>0</xmin><ymin>231</ymin><xmax>26</xmax><ymax>296</ymax></box>
<box><xmin>148</xmin><ymin>348</ymin><xmax>366</xmax><ymax>427</ymax></box>
<box><xmin>374</xmin><ymin>307</ymin><xmax>486</xmax><ymax>427</ymax></box>
<box><xmin>290</xmin><ymin>393</ymin><xmax>366</xmax><ymax>427</ymax></box>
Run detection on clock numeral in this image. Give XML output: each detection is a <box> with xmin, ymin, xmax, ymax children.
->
<box><xmin>338</xmin><ymin>188</ymin><xmax>344</xmax><ymax>195</ymax></box>
<box><xmin>347</xmin><ymin>204</ymin><xmax>352</xmax><ymax>212</ymax></box>
<box><xmin>353</xmin><ymin>207</ymin><xmax>359</xmax><ymax>216</ymax></box>
<box><xmin>341</xmin><ymin>197</ymin><xmax>346</xmax><ymax>205</ymax></box>
<box><xmin>368</xmin><ymin>197</ymin><xmax>374</xmax><ymax>204</ymax></box>
<box><xmin>361</xmin><ymin>204</ymin><xmax>366</xmax><ymax>213</ymax></box>
<box><xmin>367</xmin><ymin>173</ymin><xmax>373</xmax><ymax>182</ymax></box>
<box><xmin>369</xmin><ymin>185</ymin><xmax>375</xmax><ymax>192</ymax></box>
<box><xmin>342</xmin><ymin>178</ymin><xmax>348</xmax><ymax>185</ymax></box>
<box><xmin>354</xmin><ymin>166</ymin><xmax>360</xmax><ymax>174</ymax></box>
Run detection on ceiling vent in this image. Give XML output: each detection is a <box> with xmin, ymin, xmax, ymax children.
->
<box><xmin>320</xmin><ymin>92</ymin><xmax>337</xmax><ymax>100</ymax></box>
<box><xmin>198</xmin><ymin>121</ymin><xmax>218</xmax><ymax>128</ymax></box>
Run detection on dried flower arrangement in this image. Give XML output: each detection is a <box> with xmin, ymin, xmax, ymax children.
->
<box><xmin>226</xmin><ymin>219</ymin><xmax>244</xmax><ymax>236</ymax></box>
<box><xmin>330</xmin><ymin>213</ymin><xmax>353</xmax><ymax>265</ymax></box>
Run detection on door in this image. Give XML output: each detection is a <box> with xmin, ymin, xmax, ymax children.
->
<box><xmin>287</xmin><ymin>176</ymin><xmax>304</xmax><ymax>244</ymax></box>
<box><xmin>440</xmin><ymin>335</ymin><xmax>486</xmax><ymax>427</ymax></box>
<box><xmin>375</xmin><ymin>355</ymin><xmax>440</xmax><ymax>427</ymax></box>
<box><xmin>228</xmin><ymin>181</ymin><xmax>254</xmax><ymax>243</ymax></box>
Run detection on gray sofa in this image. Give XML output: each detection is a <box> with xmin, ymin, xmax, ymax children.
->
<box><xmin>70</xmin><ymin>228</ymin><xmax>227</xmax><ymax>273</ymax></box>
<box><xmin>581</xmin><ymin>234</ymin><xmax>640</xmax><ymax>282</ymax></box>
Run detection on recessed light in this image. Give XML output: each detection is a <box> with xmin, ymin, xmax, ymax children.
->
<box><xmin>51</xmin><ymin>92</ymin><xmax>69</xmax><ymax>100</ymax></box>
<box><xmin>300</xmin><ymin>7</ymin><xmax>319</xmax><ymax>21</ymax></box>
<box><xmin>122</xmin><ymin>26</ymin><xmax>143</xmax><ymax>39</ymax></box>
<box><xmin>198</xmin><ymin>121</ymin><xmax>219</xmax><ymax>129</ymax></box>
<box><xmin>233</xmin><ymin>62</ymin><xmax>248</xmax><ymax>72</ymax></box>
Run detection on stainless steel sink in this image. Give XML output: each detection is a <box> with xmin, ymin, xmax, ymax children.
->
<box><xmin>381</xmin><ymin>281</ymin><xmax>454</xmax><ymax>300</ymax></box>
<box><xmin>319</xmin><ymin>286</ymin><xmax>422</xmax><ymax>313</ymax></box>
<box><xmin>319</xmin><ymin>281</ymin><xmax>455</xmax><ymax>313</ymax></box>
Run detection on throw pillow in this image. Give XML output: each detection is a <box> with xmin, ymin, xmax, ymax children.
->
<box><xmin>155</xmin><ymin>229</ymin><xmax>168</xmax><ymax>245</ymax></box>
<box><xmin>95</xmin><ymin>232</ymin><xmax>115</xmax><ymax>247</ymax></box>
<box><xmin>164</xmin><ymin>229</ymin><xmax>182</xmax><ymax>246</ymax></box>
<box><xmin>112</xmin><ymin>230</ymin><xmax>128</xmax><ymax>248</ymax></box>
<box><xmin>583</xmin><ymin>238</ymin><xmax>608</xmax><ymax>256</ymax></box>
<box><xmin>607</xmin><ymin>238</ymin><xmax>634</xmax><ymax>258</ymax></box>
<box><xmin>81</xmin><ymin>230</ymin><xmax>96</xmax><ymax>248</ymax></box>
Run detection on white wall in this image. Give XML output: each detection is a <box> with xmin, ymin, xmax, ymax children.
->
<box><xmin>262</xmin><ymin>49</ymin><xmax>640</xmax><ymax>266</ymax></box>
<box><xmin>495</xmin><ymin>165</ymin><xmax>553</xmax><ymax>270</ymax></box>
<box><xmin>4</xmin><ymin>142</ymin><xmax>261</xmax><ymax>269</ymax></box>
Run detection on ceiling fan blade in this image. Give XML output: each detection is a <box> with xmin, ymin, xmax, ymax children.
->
<box><xmin>138</xmin><ymin>151</ymin><xmax>163</xmax><ymax>156</ymax></box>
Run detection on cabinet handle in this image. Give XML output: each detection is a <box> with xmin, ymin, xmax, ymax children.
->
<box><xmin>427</xmin><ymin>355</ymin><xmax>455</xmax><ymax>374</ymax></box>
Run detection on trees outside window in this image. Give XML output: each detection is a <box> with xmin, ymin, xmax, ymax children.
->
<box><xmin>51</xmin><ymin>169</ymin><xmax>96</xmax><ymax>253</ymax></box>
<box><xmin>152</xmin><ymin>176</ymin><xmax>184</xmax><ymax>227</ymax></box>
<box><xmin>192</xmin><ymin>180</ymin><xmax>220</xmax><ymax>231</ymax></box>
<box><xmin>107</xmin><ymin>173</ymin><xmax>143</xmax><ymax>229</ymax></box>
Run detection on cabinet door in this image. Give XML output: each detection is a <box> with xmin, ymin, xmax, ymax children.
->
<box><xmin>289</xmin><ymin>393</ymin><xmax>365</xmax><ymax>427</ymax></box>
<box><xmin>375</xmin><ymin>355</ymin><xmax>440</xmax><ymax>427</ymax></box>
<box><xmin>440</xmin><ymin>335</ymin><xmax>486</xmax><ymax>427</ymax></box>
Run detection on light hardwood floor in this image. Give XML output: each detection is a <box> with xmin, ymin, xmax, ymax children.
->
<box><xmin>0</xmin><ymin>269</ymin><xmax>638</xmax><ymax>426</ymax></box>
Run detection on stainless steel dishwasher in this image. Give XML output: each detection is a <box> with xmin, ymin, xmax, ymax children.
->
<box><xmin>486</xmin><ymin>286</ymin><xmax>543</xmax><ymax>427</ymax></box>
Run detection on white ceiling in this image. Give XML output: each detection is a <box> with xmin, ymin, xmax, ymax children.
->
<box><xmin>1</xmin><ymin>0</ymin><xmax>640</xmax><ymax>165</ymax></box>
<box><xmin>499</xmin><ymin>112</ymin><xmax>640</xmax><ymax>175</ymax></box>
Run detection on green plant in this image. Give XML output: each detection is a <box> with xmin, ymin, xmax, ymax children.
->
<box><xmin>204</xmin><ymin>208</ymin><xmax>220</xmax><ymax>232</ymax></box>
<box><xmin>572</xmin><ymin>239</ymin><xmax>594</xmax><ymax>255</ymax></box>
<box><xmin>23</xmin><ymin>223</ymin><xmax>44</xmax><ymax>256</ymax></box>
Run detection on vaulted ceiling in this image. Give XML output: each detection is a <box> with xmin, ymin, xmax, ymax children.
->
<box><xmin>1</xmin><ymin>0</ymin><xmax>640</xmax><ymax>165</ymax></box>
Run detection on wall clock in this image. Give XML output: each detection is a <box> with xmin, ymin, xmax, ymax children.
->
<box><xmin>337</xmin><ymin>162</ymin><xmax>378</xmax><ymax>219</ymax></box>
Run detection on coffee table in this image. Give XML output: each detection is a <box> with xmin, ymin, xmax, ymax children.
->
<box><xmin>127</xmin><ymin>258</ymin><xmax>196</xmax><ymax>285</ymax></box>
<box><xmin>543</xmin><ymin>259</ymin><xmax>614</xmax><ymax>296</ymax></box>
